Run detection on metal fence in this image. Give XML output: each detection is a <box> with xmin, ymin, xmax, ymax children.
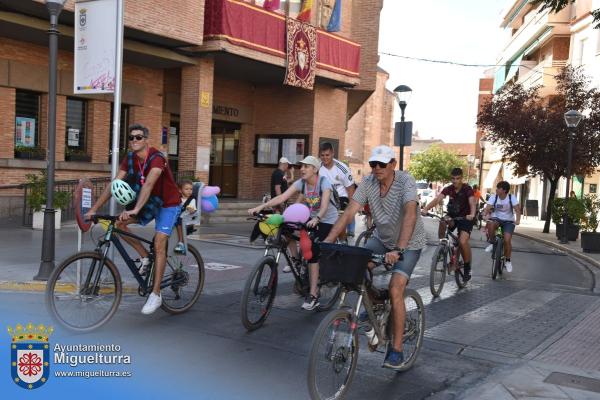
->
<box><xmin>0</xmin><ymin>170</ymin><xmax>197</xmax><ymax>227</ymax></box>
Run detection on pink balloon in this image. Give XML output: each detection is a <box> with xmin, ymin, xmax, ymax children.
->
<box><xmin>283</xmin><ymin>204</ymin><xmax>310</xmax><ymax>223</ymax></box>
<box><xmin>202</xmin><ymin>186</ymin><xmax>221</xmax><ymax>197</ymax></box>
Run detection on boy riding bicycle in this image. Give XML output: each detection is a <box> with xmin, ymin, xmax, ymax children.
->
<box><xmin>85</xmin><ymin>123</ymin><xmax>182</xmax><ymax>315</ymax></box>
<box><xmin>483</xmin><ymin>181</ymin><xmax>522</xmax><ymax>272</ymax></box>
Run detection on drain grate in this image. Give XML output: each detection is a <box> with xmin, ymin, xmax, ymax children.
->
<box><xmin>544</xmin><ymin>372</ymin><xmax>600</xmax><ymax>393</ymax></box>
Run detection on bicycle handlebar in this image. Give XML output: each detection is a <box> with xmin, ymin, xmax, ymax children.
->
<box><xmin>424</xmin><ymin>213</ymin><xmax>465</xmax><ymax>221</ymax></box>
<box><xmin>248</xmin><ymin>212</ymin><xmax>314</xmax><ymax>231</ymax></box>
<box><xmin>86</xmin><ymin>214</ymin><xmax>119</xmax><ymax>223</ymax></box>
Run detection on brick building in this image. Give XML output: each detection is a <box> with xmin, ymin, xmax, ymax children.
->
<box><xmin>0</xmin><ymin>0</ymin><xmax>384</xmax><ymax>217</ymax></box>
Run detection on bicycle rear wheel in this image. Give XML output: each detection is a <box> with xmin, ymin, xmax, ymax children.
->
<box><xmin>45</xmin><ymin>251</ymin><xmax>122</xmax><ymax>332</ymax></box>
<box><xmin>240</xmin><ymin>256</ymin><xmax>278</xmax><ymax>331</ymax></box>
<box><xmin>307</xmin><ymin>309</ymin><xmax>358</xmax><ymax>400</ymax></box>
<box><xmin>429</xmin><ymin>245</ymin><xmax>447</xmax><ymax>297</ymax></box>
<box><xmin>161</xmin><ymin>244</ymin><xmax>205</xmax><ymax>314</ymax></box>
<box><xmin>387</xmin><ymin>288</ymin><xmax>425</xmax><ymax>371</ymax></box>
<box><xmin>316</xmin><ymin>282</ymin><xmax>342</xmax><ymax>311</ymax></box>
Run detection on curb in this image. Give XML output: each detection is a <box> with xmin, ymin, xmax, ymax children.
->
<box><xmin>514</xmin><ymin>231</ymin><xmax>600</xmax><ymax>293</ymax></box>
<box><xmin>0</xmin><ymin>280</ymin><xmax>139</xmax><ymax>294</ymax></box>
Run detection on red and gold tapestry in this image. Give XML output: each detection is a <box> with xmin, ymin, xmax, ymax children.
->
<box><xmin>283</xmin><ymin>18</ymin><xmax>317</xmax><ymax>90</ymax></box>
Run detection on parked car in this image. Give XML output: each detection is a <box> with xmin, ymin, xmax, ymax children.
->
<box><xmin>419</xmin><ymin>189</ymin><xmax>436</xmax><ymax>209</ymax></box>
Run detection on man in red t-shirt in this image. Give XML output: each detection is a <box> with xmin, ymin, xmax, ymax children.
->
<box><xmin>421</xmin><ymin>167</ymin><xmax>476</xmax><ymax>280</ymax></box>
<box><xmin>86</xmin><ymin>123</ymin><xmax>181</xmax><ymax>315</ymax></box>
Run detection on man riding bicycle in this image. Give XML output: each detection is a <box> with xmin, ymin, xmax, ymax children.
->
<box><xmin>422</xmin><ymin>167</ymin><xmax>476</xmax><ymax>281</ymax></box>
<box><xmin>324</xmin><ymin>145</ymin><xmax>426</xmax><ymax>370</ymax></box>
<box><xmin>483</xmin><ymin>181</ymin><xmax>521</xmax><ymax>272</ymax></box>
<box><xmin>85</xmin><ymin>123</ymin><xmax>182</xmax><ymax>315</ymax></box>
<box><xmin>319</xmin><ymin>142</ymin><xmax>355</xmax><ymax>240</ymax></box>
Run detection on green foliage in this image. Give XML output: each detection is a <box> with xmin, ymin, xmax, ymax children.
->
<box><xmin>531</xmin><ymin>1</ymin><xmax>600</xmax><ymax>28</ymax></box>
<box><xmin>408</xmin><ymin>145</ymin><xmax>467</xmax><ymax>184</ymax></box>
<box><xmin>15</xmin><ymin>145</ymin><xmax>45</xmax><ymax>159</ymax></box>
<box><xmin>581</xmin><ymin>194</ymin><xmax>600</xmax><ymax>232</ymax></box>
<box><xmin>551</xmin><ymin>197</ymin><xmax>586</xmax><ymax>226</ymax></box>
<box><xmin>25</xmin><ymin>171</ymin><xmax>71</xmax><ymax>211</ymax></box>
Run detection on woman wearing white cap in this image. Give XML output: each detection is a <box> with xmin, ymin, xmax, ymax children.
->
<box><xmin>249</xmin><ymin>155</ymin><xmax>338</xmax><ymax>310</ymax></box>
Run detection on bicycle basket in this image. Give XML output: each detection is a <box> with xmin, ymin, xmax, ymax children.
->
<box><xmin>319</xmin><ymin>243</ymin><xmax>373</xmax><ymax>285</ymax></box>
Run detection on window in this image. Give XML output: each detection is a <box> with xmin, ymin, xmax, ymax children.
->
<box><xmin>250</xmin><ymin>0</ymin><xmax>302</xmax><ymax>18</ymax></box>
<box><xmin>590</xmin><ymin>184</ymin><xmax>597</xmax><ymax>194</ymax></box>
<box><xmin>578</xmin><ymin>38</ymin><xmax>587</xmax><ymax>66</ymax></box>
<box><xmin>255</xmin><ymin>135</ymin><xmax>308</xmax><ymax>166</ymax></box>
<box><xmin>15</xmin><ymin>90</ymin><xmax>43</xmax><ymax>159</ymax></box>
<box><xmin>65</xmin><ymin>98</ymin><xmax>89</xmax><ymax>161</ymax></box>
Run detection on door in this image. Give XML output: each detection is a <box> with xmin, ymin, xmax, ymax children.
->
<box><xmin>210</xmin><ymin>121</ymin><xmax>240</xmax><ymax>197</ymax></box>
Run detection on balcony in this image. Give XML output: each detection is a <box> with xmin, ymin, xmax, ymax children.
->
<box><xmin>196</xmin><ymin>0</ymin><xmax>361</xmax><ymax>86</ymax></box>
<box><xmin>517</xmin><ymin>60</ymin><xmax>566</xmax><ymax>97</ymax></box>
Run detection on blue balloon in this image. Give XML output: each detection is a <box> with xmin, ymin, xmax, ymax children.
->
<box><xmin>201</xmin><ymin>194</ymin><xmax>219</xmax><ymax>213</ymax></box>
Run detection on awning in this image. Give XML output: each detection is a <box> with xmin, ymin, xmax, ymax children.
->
<box><xmin>493</xmin><ymin>65</ymin><xmax>507</xmax><ymax>93</ymax></box>
<box><xmin>483</xmin><ymin>162</ymin><xmax>502</xmax><ymax>189</ymax></box>
<box><xmin>505</xmin><ymin>52</ymin><xmax>524</xmax><ymax>83</ymax></box>
<box><xmin>503</xmin><ymin>163</ymin><xmax>528</xmax><ymax>185</ymax></box>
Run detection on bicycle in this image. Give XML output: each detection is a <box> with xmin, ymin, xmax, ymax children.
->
<box><xmin>307</xmin><ymin>244</ymin><xmax>425</xmax><ymax>400</ymax></box>
<box><xmin>45</xmin><ymin>214</ymin><xmax>205</xmax><ymax>332</ymax></box>
<box><xmin>354</xmin><ymin>210</ymin><xmax>375</xmax><ymax>248</ymax></box>
<box><xmin>240</xmin><ymin>213</ymin><xmax>342</xmax><ymax>331</ymax></box>
<box><xmin>427</xmin><ymin>214</ymin><xmax>470</xmax><ymax>297</ymax></box>
<box><xmin>490</xmin><ymin>224</ymin><xmax>506</xmax><ymax>280</ymax></box>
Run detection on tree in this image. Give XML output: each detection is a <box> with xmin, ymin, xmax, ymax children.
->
<box><xmin>531</xmin><ymin>0</ymin><xmax>600</xmax><ymax>28</ymax></box>
<box><xmin>408</xmin><ymin>145</ymin><xmax>467</xmax><ymax>184</ymax></box>
<box><xmin>477</xmin><ymin>66</ymin><xmax>600</xmax><ymax>233</ymax></box>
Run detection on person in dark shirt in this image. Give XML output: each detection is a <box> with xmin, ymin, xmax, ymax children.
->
<box><xmin>422</xmin><ymin>167</ymin><xmax>476</xmax><ymax>280</ymax></box>
<box><xmin>270</xmin><ymin>157</ymin><xmax>291</xmax><ymax>211</ymax></box>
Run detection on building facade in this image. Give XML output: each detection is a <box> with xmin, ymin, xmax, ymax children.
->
<box><xmin>0</xmin><ymin>0</ymin><xmax>384</xmax><ymax>218</ymax></box>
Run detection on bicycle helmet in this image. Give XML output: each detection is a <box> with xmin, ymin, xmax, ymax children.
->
<box><xmin>111</xmin><ymin>179</ymin><xmax>136</xmax><ymax>206</ymax></box>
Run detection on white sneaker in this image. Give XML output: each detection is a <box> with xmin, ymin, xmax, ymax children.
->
<box><xmin>282</xmin><ymin>265</ymin><xmax>292</xmax><ymax>273</ymax></box>
<box><xmin>141</xmin><ymin>292</ymin><xmax>162</xmax><ymax>315</ymax></box>
<box><xmin>485</xmin><ymin>244</ymin><xmax>494</xmax><ymax>253</ymax></box>
<box><xmin>505</xmin><ymin>261</ymin><xmax>513</xmax><ymax>272</ymax></box>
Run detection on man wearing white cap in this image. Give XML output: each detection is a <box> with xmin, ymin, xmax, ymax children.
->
<box><xmin>324</xmin><ymin>145</ymin><xmax>426</xmax><ymax>370</ymax></box>
<box><xmin>249</xmin><ymin>155</ymin><xmax>338</xmax><ymax>311</ymax></box>
<box><xmin>270</xmin><ymin>157</ymin><xmax>292</xmax><ymax>212</ymax></box>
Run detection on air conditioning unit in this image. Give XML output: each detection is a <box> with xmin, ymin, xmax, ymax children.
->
<box><xmin>344</xmin><ymin>149</ymin><xmax>353</xmax><ymax>157</ymax></box>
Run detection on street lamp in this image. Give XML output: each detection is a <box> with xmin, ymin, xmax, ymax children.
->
<box><xmin>467</xmin><ymin>154</ymin><xmax>475</xmax><ymax>184</ymax></box>
<box><xmin>35</xmin><ymin>0</ymin><xmax>67</xmax><ymax>281</ymax></box>
<box><xmin>393</xmin><ymin>85</ymin><xmax>412</xmax><ymax>170</ymax></box>
<box><xmin>479</xmin><ymin>137</ymin><xmax>489</xmax><ymax>189</ymax></box>
<box><xmin>560</xmin><ymin>109</ymin><xmax>583</xmax><ymax>244</ymax></box>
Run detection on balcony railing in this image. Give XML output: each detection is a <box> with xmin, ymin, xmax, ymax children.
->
<box><xmin>517</xmin><ymin>60</ymin><xmax>565</xmax><ymax>96</ymax></box>
<box><xmin>203</xmin><ymin>0</ymin><xmax>361</xmax><ymax>79</ymax></box>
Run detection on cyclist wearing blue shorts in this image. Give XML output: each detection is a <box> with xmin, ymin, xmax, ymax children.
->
<box><xmin>483</xmin><ymin>181</ymin><xmax>522</xmax><ymax>272</ymax></box>
<box><xmin>85</xmin><ymin>123</ymin><xmax>182</xmax><ymax>315</ymax></box>
<box><xmin>324</xmin><ymin>145</ymin><xmax>426</xmax><ymax>370</ymax></box>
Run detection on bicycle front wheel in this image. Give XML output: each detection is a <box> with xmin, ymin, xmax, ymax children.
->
<box><xmin>493</xmin><ymin>240</ymin><xmax>504</xmax><ymax>280</ymax></box>
<box><xmin>45</xmin><ymin>251</ymin><xmax>122</xmax><ymax>332</ymax></box>
<box><xmin>316</xmin><ymin>282</ymin><xmax>342</xmax><ymax>311</ymax></box>
<box><xmin>161</xmin><ymin>244</ymin><xmax>205</xmax><ymax>314</ymax></box>
<box><xmin>392</xmin><ymin>288</ymin><xmax>425</xmax><ymax>371</ymax></box>
<box><xmin>307</xmin><ymin>309</ymin><xmax>358</xmax><ymax>400</ymax></box>
<box><xmin>240</xmin><ymin>256</ymin><xmax>278</xmax><ymax>331</ymax></box>
<box><xmin>429</xmin><ymin>245</ymin><xmax>447</xmax><ymax>297</ymax></box>
<box><xmin>354</xmin><ymin>230</ymin><xmax>371</xmax><ymax>248</ymax></box>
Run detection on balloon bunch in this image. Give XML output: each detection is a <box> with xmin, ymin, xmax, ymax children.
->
<box><xmin>200</xmin><ymin>186</ymin><xmax>221</xmax><ymax>213</ymax></box>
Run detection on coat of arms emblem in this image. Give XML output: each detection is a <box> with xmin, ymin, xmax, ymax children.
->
<box><xmin>8</xmin><ymin>323</ymin><xmax>53</xmax><ymax>390</ymax></box>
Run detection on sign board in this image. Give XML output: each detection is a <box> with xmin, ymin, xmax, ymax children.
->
<box><xmin>74</xmin><ymin>0</ymin><xmax>117</xmax><ymax>94</ymax></box>
<box><xmin>74</xmin><ymin>179</ymin><xmax>94</xmax><ymax>232</ymax></box>
<box><xmin>525</xmin><ymin>200</ymin><xmax>539</xmax><ymax>218</ymax></box>
<box><xmin>15</xmin><ymin>117</ymin><xmax>36</xmax><ymax>147</ymax></box>
<box><xmin>394</xmin><ymin>121</ymin><xmax>413</xmax><ymax>146</ymax></box>
<box><xmin>67</xmin><ymin>128</ymin><xmax>80</xmax><ymax>147</ymax></box>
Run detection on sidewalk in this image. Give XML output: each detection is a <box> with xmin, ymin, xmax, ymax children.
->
<box><xmin>514</xmin><ymin>217</ymin><xmax>600</xmax><ymax>292</ymax></box>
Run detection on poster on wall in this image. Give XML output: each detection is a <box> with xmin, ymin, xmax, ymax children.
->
<box><xmin>282</xmin><ymin>139</ymin><xmax>304</xmax><ymax>164</ymax></box>
<box><xmin>67</xmin><ymin>128</ymin><xmax>80</xmax><ymax>147</ymax></box>
<box><xmin>74</xmin><ymin>0</ymin><xmax>117</xmax><ymax>94</ymax></box>
<box><xmin>15</xmin><ymin>117</ymin><xmax>36</xmax><ymax>147</ymax></box>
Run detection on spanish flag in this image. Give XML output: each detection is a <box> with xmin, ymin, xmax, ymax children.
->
<box><xmin>297</xmin><ymin>0</ymin><xmax>313</xmax><ymax>22</ymax></box>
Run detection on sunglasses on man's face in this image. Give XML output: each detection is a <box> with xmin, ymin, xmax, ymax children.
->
<box><xmin>369</xmin><ymin>161</ymin><xmax>389</xmax><ymax>169</ymax></box>
<box><xmin>128</xmin><ymin>135</ymin><xmax>145</xmax><ymax>141</ymax></box>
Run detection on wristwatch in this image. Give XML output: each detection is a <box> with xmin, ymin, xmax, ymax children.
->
<box><xmin>393</xmin><ymin>247</ymin><xmax>406</xmax><ymax>255</ymax></box>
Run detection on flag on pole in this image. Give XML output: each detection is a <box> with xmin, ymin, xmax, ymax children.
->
<box><xmin>297</xmin><ymin>0</ymin><xmax>313</xmax><ymax>22</ymax></box>
<box><xmin>326</xmin><ymin>0</ymin><xmax>341</xmax><ymax>32</ymax></box>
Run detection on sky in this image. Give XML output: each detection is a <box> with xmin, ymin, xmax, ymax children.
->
<box><xmin>378</xmin><ymin>0</ymin><xmax>509</xmax><ymax>143</ymax></box>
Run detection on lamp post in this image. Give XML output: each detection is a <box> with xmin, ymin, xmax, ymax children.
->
<box><xmin>560</xmin><ymin>109</ymin><xmax>583</xmax><ymax>244</ymax></box>
<box><xmin>393</xmin><ymin>85</ymin><xmax>412</xmax><ymax>170</ymax></box>
<box><xmin>479</xmin><ymin>137</ymin><xmax>489</xmax><ymax>189</ymax></box>
<box><xmin>35</xmin><ymin>0</ymin><xmax>66</xmax><ymax>281</ymax></box>
<box><xmin>467</xmin><ymin>154</ymin><xmax>475</xmax><ymax>184</ymax></box>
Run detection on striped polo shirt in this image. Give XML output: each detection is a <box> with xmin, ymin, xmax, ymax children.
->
<box><xmin>353</xmin><ymin>171</ymin><xmax>427</xmax><ymax>250</ymax></box>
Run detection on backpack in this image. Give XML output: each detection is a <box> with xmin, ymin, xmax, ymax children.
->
<box><xmin>125</xmin><ymin>151</ymin><xmax>166</xmax><ymax>221</ymax></box>
<box><xmin>301</xmin><ymin>176</ymin><xmax>340</xmax><ymax>210</ymax></box>
<box><xmin>492</xmin><ymin>194</ymin><xmax>514</xmax><ymax>214</ymax></box>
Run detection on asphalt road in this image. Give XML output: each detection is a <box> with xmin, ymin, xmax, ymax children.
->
<box><xmin>1</xmin><ymin>218</ymin><xmax>597</xmax><ymax>399</ymax></box>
